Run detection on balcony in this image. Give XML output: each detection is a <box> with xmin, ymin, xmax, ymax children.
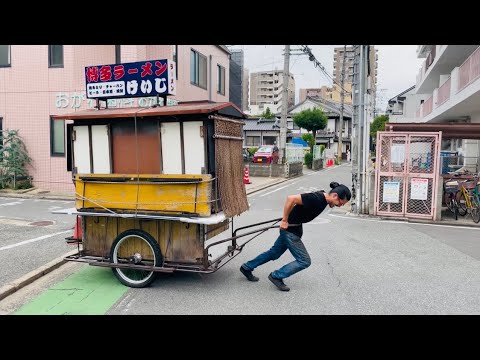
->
<box><xmin>416</xmin><ymin>45</ymin><xmax>479</xmax><ymax>94</ymax></box>
<box><xmin>415</xmin><ymin>46</ymin><xmax>480</xmax><ymax>122</ymax></box>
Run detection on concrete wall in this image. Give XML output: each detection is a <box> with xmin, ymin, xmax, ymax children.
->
<box><xmin>312</xmin><ymin>158</ymin><xmax>323</xmax><ymax>170</ymax></box>
<box><xmin>247</xmin><ymin>161</ymin><xmax>303</xmax><ymax>178</ymax></box>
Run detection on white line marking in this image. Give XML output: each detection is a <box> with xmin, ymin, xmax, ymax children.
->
<box><xmin>0</xmin><ymin>230</ymin><xmax>72</xmax><ymax>251</ymax></box>
<box><xmin>0</xmin><ymin>201</ymin><xmax>23</xmax><ymax>207</ymax></box>
<box><xmin>328</xmin><ymin>213</ymin><xmax>480</xmax><ymax>230</ymax></box>
<box><xmin>260</xmin><ymin>185</ymin><xmax>289</xmax><ymax>197</ymax></box>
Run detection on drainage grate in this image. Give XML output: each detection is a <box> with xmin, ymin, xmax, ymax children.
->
<box><xmin>29</xmin><ymin>220</ymin><xmax>55</xmax><ymax>226</ymax></box>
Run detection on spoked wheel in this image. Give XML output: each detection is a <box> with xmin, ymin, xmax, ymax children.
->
<box><xmin>444</xmin><ymin>193</ymin><xmax>454</xmax><ymax>213</ymax></box>
<box><xmin>110</xmin><ymin>229</ymin><xmax>162</xmax><ymax>288</ymax></box>
<box><xmin>472</xmin><ymin>208</ymin><xmax>480</xmax><ymax>224</ymax></box>
<box><xmin>456</xmin><ymin>192</ymin><xmax>468</xmax><ymax>216</ymax></box>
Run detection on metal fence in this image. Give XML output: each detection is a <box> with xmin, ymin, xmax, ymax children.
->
<box><xmin>374</xmin><ymin>131</ymin><xmax>441</xmax><ymax>220</ymax></box>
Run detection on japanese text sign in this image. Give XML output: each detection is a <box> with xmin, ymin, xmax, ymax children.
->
<box><xmin>85</xmin><ymin>59</ymin><xmax>176</xmax><ymax>99</ymax></box>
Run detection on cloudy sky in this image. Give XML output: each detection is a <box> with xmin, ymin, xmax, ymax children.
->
<box><xmin>228</xmin><ymin>45</ymin><xmax>423</xmax><ymax>112</ymax></box>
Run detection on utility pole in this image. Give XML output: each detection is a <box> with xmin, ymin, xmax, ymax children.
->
<box><xmin>337</xmin><ymin>45</ymin><xmax>347</xmax><ymax>164</ymax></box>
<box><xmin>279</xmin><ymin>45</ymin><xmax>290</xmax><ymax>164</ymax></box>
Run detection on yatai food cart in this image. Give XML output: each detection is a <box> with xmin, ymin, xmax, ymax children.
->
<box><xmin>53</xmin><ymin>58</ymin><xmax>280</xmax><ymax>288</ymax></box>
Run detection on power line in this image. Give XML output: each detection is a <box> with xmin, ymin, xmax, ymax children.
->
<box><xmin>298</xmin><ymin>45</ymin><xmax>352</xmax><ymax>95</ymax></box>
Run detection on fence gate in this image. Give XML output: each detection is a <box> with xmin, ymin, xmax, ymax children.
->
<box><xmin>374</xmin><ymin>131</ymin><xmax>441</xmax><ymax>220</ymax></box>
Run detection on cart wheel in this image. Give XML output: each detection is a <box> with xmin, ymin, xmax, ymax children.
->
<box><xmin>110</xmin><ymin>229</ymin><xmax>162</xmax><ymax>288</ymax></box>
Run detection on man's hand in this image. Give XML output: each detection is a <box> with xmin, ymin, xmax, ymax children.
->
<box><xmin>280</xmin><ymin>220</ymin><xmax>289</xmax><ymax>229</ymax></box>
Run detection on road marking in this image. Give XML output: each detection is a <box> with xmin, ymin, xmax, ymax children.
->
<box><xmin>0</xmin><ymin>230</ymin><xmax>72</xmax><ymax>251</ymax></box>
<box><xmin>0</xmin><ymin>201</ymin><xmax>23</xmax><ymax>207</ymax></box>
<box><xmin>259</xmin><ymin>185</ymin><xmax>289</xmax><ymax>197</ymax></box>
<box><xmin>328</xmin><ymin>213</ymin><xmax>480</xmax><ymax>230</ymax></box>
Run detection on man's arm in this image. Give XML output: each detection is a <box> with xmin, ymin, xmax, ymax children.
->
<box><xmin>280</xmin><ymin>194</ymin><xmax>303</xmax><ymax>229</ymax></box>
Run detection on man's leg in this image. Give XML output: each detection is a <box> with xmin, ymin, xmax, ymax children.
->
<box><xmin>271</xmin><ymin>233</ymin><xmax>311</xmax><ymax>280</ymax></box>
<box><xmin>242</xmin><ymin>230</ymin><xmax>288</xmax><ymax>272</ymax></box>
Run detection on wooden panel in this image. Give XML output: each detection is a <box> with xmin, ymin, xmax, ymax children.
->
<box><xmin>183</xmin><ymin>121</ymin><xmax>205</xmax><ymax>174</ymax></box>
<box><xmin>75</xmin><ymin>173</ymin><xmax>212</xmax><ymax>217</ymax></box>
<box><xmin>73</xmin><ymin>126</ymin><xmax>91</xmax><ymax>173</ymax></box>
<box><xmin>82</xmin><ymin>217</ymin><xmax>204</xmax><ymax>263</ymax></box>
<box><xmin>161</xmin><ymin>122</ymin><xmax>182</xmax><ymax>174</ymax></box>
<box><xmin>111</xmin><ymin>121</ymin><xmax>160</xmax><ymax>174</ymax></box>
<box><xmin>91</xmin><ymin>125</ymin><xmax>111</xmax><ymax>173</ymax></box>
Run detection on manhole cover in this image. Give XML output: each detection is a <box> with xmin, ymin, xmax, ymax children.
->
<box><xmin>29</xmin><ymin>220</ymin><xmax>55</xmax><ymax>226</ymax></box>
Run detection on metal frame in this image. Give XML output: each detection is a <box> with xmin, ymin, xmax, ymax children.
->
<box><xmin>64</xmin><ymin>216</ymin><xmax>281</xmax><ymax>274</ymax></box>
<box><xmin>374</xmin><ymin>131</ymin><xmax>441</xmax><ymax>220</ymax></box>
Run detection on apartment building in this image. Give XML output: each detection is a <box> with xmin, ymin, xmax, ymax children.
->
<box><xmin>414</xmin><ymin>45</ymin><xmax>480</xmax><ymax>166</ymax></box>
<box><xmin>229</xmin><ymin>49</ymin><xmax>249</xmax><ymax>112</ymax></box>
<box><xmin>299</xmin><ymin>84</ymin><xmax>353</xmax><ymax>104</ymax></box>
<box><xmin>333</xmin><ymin>46</ymin><xmax>377</xmax><ymax>103</ymax></box>
<box><xmin>0</xmin><ymin>45</ymin><xmax>230</xmax><ymax>191</ymax></box>
<box><xmin>249</xmin><ymin>70</ymin><xmax>295</xmax><ymax>115</ymax></box>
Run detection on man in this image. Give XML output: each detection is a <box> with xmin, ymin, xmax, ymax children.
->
<box><xmin>240</xmin><ymin>181</ymin><xmax>351</xmax><ymax>291</ymax></box>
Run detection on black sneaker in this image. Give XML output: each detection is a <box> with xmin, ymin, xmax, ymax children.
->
<box><xmin>268</xmin><ymin>273</ymin><xmax>290</xmax><ymax>291</ymax></box>
<box><xmin>240</xmin><ymin>265</ymin><xmax>259</xmax><ymax>282</ymax></box>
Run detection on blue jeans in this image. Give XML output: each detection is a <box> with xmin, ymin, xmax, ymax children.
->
<box><xmin>243</xmin><ymin>230</ymin><xmax>311</xmax><ymax>280</ymax></box>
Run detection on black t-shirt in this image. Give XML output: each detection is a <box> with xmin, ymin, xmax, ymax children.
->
<box><xmin>286</xmin><ymin>191</ymin><xmax>328</xmax><ymax>237</ymax></box>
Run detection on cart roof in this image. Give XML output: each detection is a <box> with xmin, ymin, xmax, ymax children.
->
<box><xmin>52</xmin><ymin>101</ymin><xmax>246</xmax><ymax>120</ymax></box>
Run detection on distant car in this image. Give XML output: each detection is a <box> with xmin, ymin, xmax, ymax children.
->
<box><xmin>243</xmin><ymin>148</ymin><xmax>253</xmax><ymax>162</ymax></box>
<box><xmin>253</xmin><ymin>145</ymin><xmax>275</xmax><ymax>164</ymax></box>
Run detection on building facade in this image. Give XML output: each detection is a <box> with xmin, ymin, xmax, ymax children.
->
<box><xmin>413</xmin><ymin>45</ymin><xmax>480</xmax><ymax>166</ymax></box>
<box><xmin>229</xmin><ymin>49</ymin><xmax>248</xmax><ymax>111</ymax></box>
<box><xmin>385</xmin><ymin>85</ymin><xmax>417</xmax><ymax>123</ymax></box>
<box><xmin>0</xmin><ymin>45</ymin><xmax>230</xmax><ymax>191</ymax></box>
<box><xmin>299</xmin><ymin>84</ymin><xmax>353</xmax><ymax>104</ymax></box>
<box><xmin>249</xmin><ymin>70</ymin><xmax>295</xmax><ymax>115</ymax></box>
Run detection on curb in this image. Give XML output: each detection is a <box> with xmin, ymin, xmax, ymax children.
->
<box><xmin>0</xmin><ymin>249</ymin><xmax>79</xmax><ymax>301</ymax></box>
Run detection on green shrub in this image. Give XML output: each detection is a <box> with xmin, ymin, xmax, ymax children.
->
<box><xmin>304</xmin><ymin>152</ymin><xmax>313</xmax><ymax>167</ymax></box>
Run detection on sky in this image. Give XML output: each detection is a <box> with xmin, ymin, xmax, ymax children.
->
<box><xmin>228</xmin><ymin>45</ymin><xmax>424</xmax><ymax>113</ymax></box>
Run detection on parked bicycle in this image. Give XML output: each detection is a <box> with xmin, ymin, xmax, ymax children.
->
<box><xmin>456</xmin><ymin>172</ymin><xmax>480</xmax><ymax>223</ymax></box>
<box><xmin>444</xmin><ymin>173</ymin><xmax>461</xmax><ymax>220</ymax></box>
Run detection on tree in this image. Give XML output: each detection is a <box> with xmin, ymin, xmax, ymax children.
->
<box><xmin>370</xmin><ymin>115</ymin><xmax>389</xmax><ymax>138</ymax></box>
<box><xmin>293</xmin><ymin>107</ymin><xmax>328</xmax><ymax>152</ymax></box>
<box><xmin>261</xmin><ymin>107</ymin><xmax>275</xmax><ymax>119</ymax></box>
<box><xmin>0</xmin><ymin>129</ymin><xmax>32</xmax><ymax>189</ymax></box>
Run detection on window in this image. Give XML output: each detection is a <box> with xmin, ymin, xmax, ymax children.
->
<box><xmin>50</xmin><ymin>116</ymin><xmax>65</xmax><ymax>156</ymax></box>
<box><xmin>115</xmin><ymin>45</ymin><xmax>121</xmax><ymax>63</ymax></box>
<box><xmin>172</xmin><ymin>45</ymin><xmax>178</xmax><ymax>79</ymax></box>
<box><xmin>246</xmin><ymin>136</ymin><xmax>261</xmax><ymax>146</ymax></box>
<box><xmin>217</xmin><ymin>64</ymin><xmax>225</xmax><ymax>95</ymax></box>
<box><xmin>49</xmin><ymin>45</ymin><xmax>64</xmax><ymax>68</ymax></box>
<box><xmin>0</xmin><ymin>45</ymin><xmax>11</xmax><ymax>67</ymax></box>
<box><xmin>190</xmin><ymin>49</ymin><xmax>207</xmax><ymax>89</ymax></box>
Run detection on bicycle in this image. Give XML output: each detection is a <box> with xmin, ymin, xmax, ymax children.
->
<box><xmin>456</xmin><ymin>172</ymin><xmax>480</xmax><ymax>223</ymax></box>
<box><xmin>443</xmin><ymin>173</ymin><xmax>461</xmax><ymax>220</ymax></box>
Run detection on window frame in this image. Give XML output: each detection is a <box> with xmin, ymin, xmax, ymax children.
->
<box><xmin>0</xmin><ymin>45</ymin><xmax>11</xmax><ymax>68</ymax></box>
<box><xmin>190</xmin><ymin>48</ymin><xmax>207</xmax><ymax>89</ymax></box>
<box><xmin>50</xmin><ymin>116</ymin><xmax>65</xmax><ymax>157</ymax></box>
<box><xmin>217</xmin><ymin>64</ymin><xmax>225</xmax><ymax>95</ymax></box>
<box><xmin>48</xmin><ymin>45</ymin><xmax>64</xmax><ymax>68</ymax></box>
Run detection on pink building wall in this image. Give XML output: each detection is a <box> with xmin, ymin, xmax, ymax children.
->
<box><xmin>0</xmin><ymin>45</ymin><xmax>230</xmax><ymax>192</ymax></box>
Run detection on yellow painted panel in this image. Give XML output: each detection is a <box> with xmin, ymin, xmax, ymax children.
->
<box><xmin>75</xmin><ymin>174</ymin><xmax>212</xmax><ymax>217</ymax></box>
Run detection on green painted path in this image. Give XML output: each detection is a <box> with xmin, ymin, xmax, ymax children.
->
<box><xmin>15</xmin><ymin>267</ymin><xmax>128</xmax><ymax>315</ymax></box>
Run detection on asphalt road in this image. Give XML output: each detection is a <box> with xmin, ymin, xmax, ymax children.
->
<box><xmin>2</xmin><ymin>164</ymin><xmax>480</xmax><ymax>314</ymax></box>
<box><xmin>0</xmin><ymin>197</ymin><xmax>75</xmax><ymax>286</ymax></box>
<box><xmin>105</xmin><ymin>164</ymin><xmax>480</xmax><ymax>314</ymax></box>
